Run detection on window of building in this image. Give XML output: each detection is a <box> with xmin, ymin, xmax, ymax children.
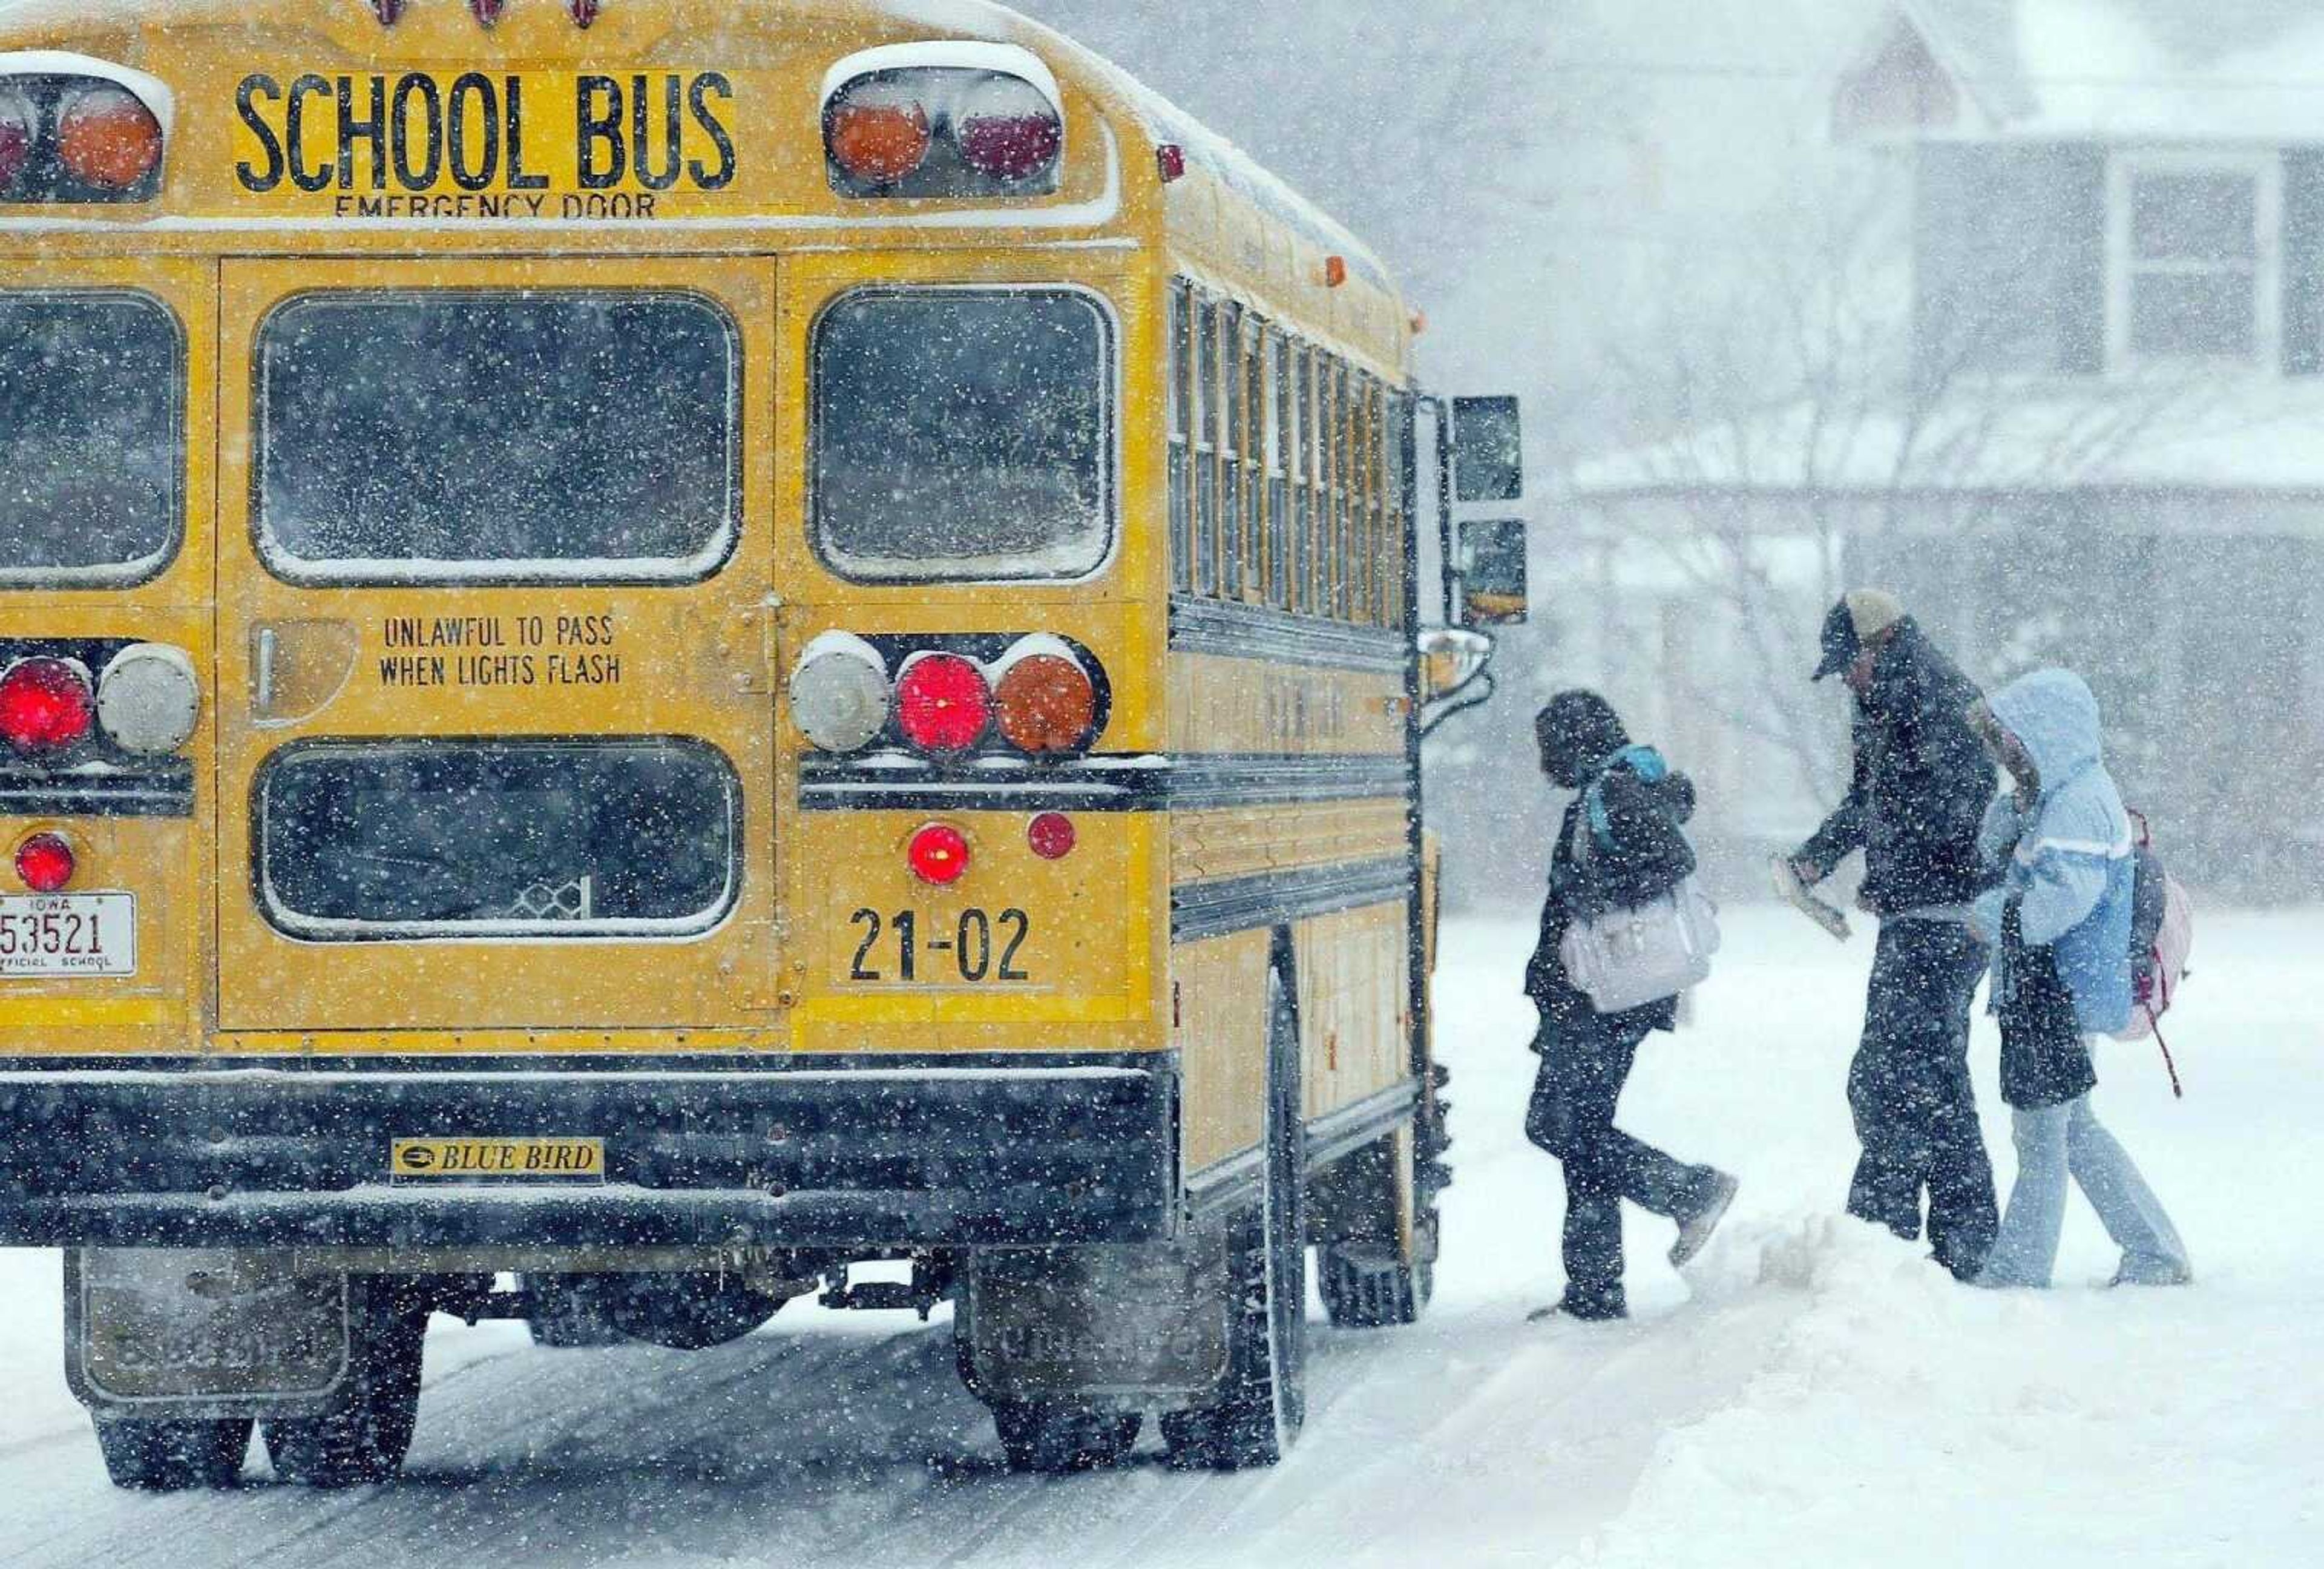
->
<box><xmin>2109</xmin><ymin>155</ymin><xmax>2280</xmax><ymax>368</ymax></box>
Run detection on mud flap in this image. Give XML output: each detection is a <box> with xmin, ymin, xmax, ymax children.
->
<box><xmin>960</xmin><ymin>1238</ymin><xmax>1233</xmax><ymax>1407</ymax></box>
<box><xmin>65</xmin><ymin>1249</ymin><xmax>353</xmax><ymax>1420</ymax></box>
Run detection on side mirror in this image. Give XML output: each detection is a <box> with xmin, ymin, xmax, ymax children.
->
<box><xmin>1452</xmin><ymin>396</ymin><xmax>1524</xmax><ymax>504</ymax></box>
<box><xmin>1457</xmin><ymin>518</ymin><xmax>1529</xmax><ymax>628</ymax></box>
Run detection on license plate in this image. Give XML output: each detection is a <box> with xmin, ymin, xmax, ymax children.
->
<box><xmin>390</xmin><ymin>1137</ymin><xmax>605</xmax><ymax>1181</ymax></box>
<box><xmin>0</xmin><ymin>893</ymin><xmax>136</xmax><ymax>978</ymax></box>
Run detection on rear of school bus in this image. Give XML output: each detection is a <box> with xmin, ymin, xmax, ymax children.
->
<box><xmin>0</xmin><ymin>0</ymin><xmax>1229</xmax><ymax>1488</ymax></box>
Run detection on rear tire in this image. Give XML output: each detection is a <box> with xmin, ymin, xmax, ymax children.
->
<box><xmin>94</xmin><ymin>1417</ymin><xmax>251</xmax><ymax>1492</ymax></box>
<box><xmin>992</xmin><ymin>1402</ymin><xmax>1143</xmax><ymax>1473</ymax></box>
<box><xmin>263</xmin><ymin>1287</ymin><xmax>427</xmax><ymax>1487</ymax></box>
<box><xmin>1163</xmin><ymin>962</ymin><xmax>1308</xmax><ymax>1470</ymax></box>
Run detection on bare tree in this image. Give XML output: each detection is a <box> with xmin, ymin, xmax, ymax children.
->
<box><xmin>1580</xmin><ymin>162</ymin><xmax>2200</xmax><ymax>805</ymax></box>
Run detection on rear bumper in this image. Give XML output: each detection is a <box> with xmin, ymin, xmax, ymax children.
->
<box><xmin>0</xmin><ymin>1058</ymin><xmax>1177</xmax><ymax>1251</ymax></box>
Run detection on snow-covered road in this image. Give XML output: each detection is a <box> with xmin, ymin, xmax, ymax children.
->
<box><xmin>1</xmin><ymin>909</ymin><xmax>2317</xmax><ymax>1567</ymax></box>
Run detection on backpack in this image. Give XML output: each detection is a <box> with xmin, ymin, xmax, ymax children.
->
<box><xmin>2113</xmin><ymin>810</ymin><xmax>2194</xmax><ymax>1093</ymax></box>
<box><xmin>1557</xmin><ymin>748</ymin><xmax>1721</xmax><ymax>1014</ymax></box>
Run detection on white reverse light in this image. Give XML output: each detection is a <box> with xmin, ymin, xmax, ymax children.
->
<box><xmin>96</xmin><ymin>642</ymin><xmax>199</xmax><ymax>755</ymax></box>
<box><xmin>789</xmin><ymin>631</ymin><xmax>891</xmax><ymax>754</ymax></box>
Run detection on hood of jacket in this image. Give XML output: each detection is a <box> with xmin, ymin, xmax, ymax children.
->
<box><xmin>1989</xmin><ymin>668</ymin><xmax>2106</xmax><ymax>804</ymax></box>
<box><xmin>1537</xmin><ymin>691</ymin><xmax>1630</xmax><ymax>789</ymax></box>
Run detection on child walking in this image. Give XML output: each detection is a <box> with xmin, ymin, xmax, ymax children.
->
<box><xmin>1967</xmin><ymin>670</ymin><xmax>2191</xmax><ymax>1290</ymax></box>
<box><xmin>1523</xmin><ymin>691</ymin><xmax>1738</xmax><ymax>1321</ymax></box>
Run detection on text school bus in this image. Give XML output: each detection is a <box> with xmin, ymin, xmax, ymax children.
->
<box><xmin>0</xmin><ymin>0</ymin><xmax>1530</xmax><ymax>1488</ymax></box>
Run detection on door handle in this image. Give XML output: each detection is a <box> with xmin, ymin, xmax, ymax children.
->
<box><xmin>253</xmin><ymin>625</ymin><xmax>280</xmax><ymax>717</ymax></box>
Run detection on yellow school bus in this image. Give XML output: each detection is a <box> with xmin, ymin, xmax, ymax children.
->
<box><xmin>0</xmin><ymin>0</ymin><xmax>1525</xmax><ymax>1488</ymax></box>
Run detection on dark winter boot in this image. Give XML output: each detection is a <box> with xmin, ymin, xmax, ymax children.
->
<box><xmin>1527</xmin><ymin>1286</ymin><xmax>1627</xmax><ymax>1324</ymax></box>
<box><xmin>1669</xmin><ymin>1171</ymin><xmax>1740</xmax><ymax>1268</ymax></box>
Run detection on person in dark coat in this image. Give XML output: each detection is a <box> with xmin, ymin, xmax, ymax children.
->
<box><xmin>1524</xmin><ymin>691</ymin><xmax>1739</xmax><ymax>1323</ymax></box>
<box><xmin>1787</xmin><ymin>591</ymin><xmax>2000</xmax><ymax>1280</ymax></box>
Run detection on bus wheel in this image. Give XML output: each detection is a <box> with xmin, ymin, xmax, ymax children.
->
<box><xmin>93</xmin><ymin>1417</ymin><xmax>252</xmax><ymax>1492</ymax></box>
<box><xmin>991</xmin><ymin>1402</ymin><xmax>1143</xmax><ymax>1473</ymax></box>
<box><xmin>1163</xmin><ymin>963</ymin><xmax>1308</xmax><ymax>1470</ymax></box>
<box><xmin>263</xmin><ymin>1287</ymin><xmax>428</xmax><ymax>1487</ymax></box>
<box><xmin>520</xmin><ymin>1275</ymin><xmax>628</xmax><ymax>1349</ymax></box>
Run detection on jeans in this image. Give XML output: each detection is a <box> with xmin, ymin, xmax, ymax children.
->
<box><xmin>1979</xmin><ymin>1093</ymin><xmax>2191</xmax><ymax>1288</ymax></box>
<box><xmin>1846</xmin><ymin>919</ymin><xmax>2000</xmax><ymax>1277</ymax></box>
<box><xmin>1526</xmin><ymin>1022</ymin><xmax>1720</xmax><ymax>1306</ymax></box>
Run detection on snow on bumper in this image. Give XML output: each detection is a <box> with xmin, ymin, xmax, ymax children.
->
<box><xmin>0</xmin><ymin>1059</ymin><xmax>1177</xmax><ymax>1250</ymax></box>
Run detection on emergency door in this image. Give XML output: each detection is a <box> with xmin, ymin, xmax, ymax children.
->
<box><xmin>215</xmin><ymin>257</ymin><xmax>781</xmax><ymax>1038</ymax></box>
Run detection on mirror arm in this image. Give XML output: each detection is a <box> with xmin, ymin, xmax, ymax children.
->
<box><xmin>1420</xmin><ymin>664</ymin><xmax>1496</xmax><ymax>739</ymax></box>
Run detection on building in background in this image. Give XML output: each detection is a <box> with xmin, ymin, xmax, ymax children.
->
<box><xmin>1551</xmin><ymin>0</ymin><xmax>2324</xmax><ymax>906</ymax></box>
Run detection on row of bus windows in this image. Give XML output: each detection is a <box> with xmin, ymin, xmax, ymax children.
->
<box><xmin>0</xmin><ymin>288</ymin><xmax>1114</xmax><ymax>588</ymax></box>
<box><xmin>1166</xmin><ymin>279</ymin><xmax>1413</xmax><ymax>627</ymax></box>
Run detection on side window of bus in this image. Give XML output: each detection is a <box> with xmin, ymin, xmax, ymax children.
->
<box><xmin>1266</xmin><ymin>330</ymin><xmax>1290</xmax><ymax>611</ymax></box>
<box><xmin>813</xmin><ymin>287</ymin><xmax>1116</xmax><ymax>583</ymax></box>
<box><xmin>258</xmin><ymin>291</ymin><xmax>738</xmax><ymax>584</ymax></box>
<box><xmin>1289</xmin><ymin>342</ymin><xmax>1310</xmax><ymax>617</ymax></box>
<box><xmin>1338</xmin><ymin>358</ymin><xmax>1357</xmax><ymax>623</ymax></box>
<box><xmin>1387</xmin><ymin>389</ymin><xmax>1415</xmax><ymax>627</ymax></box>
<box><xmin>1167</xmin><ymin>281</ymin><xmax>1193</xmax><ymax>596</ymax></box>
<box><xmin>1219</xmin><ymin>301</ymin><xmax>1244</xmax><ymax>601</ymax></box>
<box><xmin>0</xmin><ymin>292</ymin><xmax>182</xmax><ymax>588</ymax></box>
<box><xmin>1351</xmin><ymin>373</ymin><xmax>1375</xmax><ymax>625</ymax></box>
<box><xmin>1357</xmin><ymin>377</ymin><xmax>1376</xmax><ymax>623</ymax></box>
<box><xmin>1242</xmin><ymin>315</ymin><xmax>1265</xmax><ymax>602</ymax></box>
<box><xmin>1309</xmin><ymin>349</ymin><xmax>1331</xmax><ymax>620</ymax></box>
<box><xmin>1193</xmin><ymin>295</ymin><xmax>1218</xmax><ymax>597</ymax></box>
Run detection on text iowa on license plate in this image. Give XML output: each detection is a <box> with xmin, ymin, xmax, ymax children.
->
<box><xmin>391</xmin><ymin>1137</ymin><xmax>605</xmax><ymax>1181</ymax></box>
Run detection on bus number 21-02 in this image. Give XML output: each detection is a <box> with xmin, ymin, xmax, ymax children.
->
<box><xmin>850</xmin><ymin>909</ymin><xmax>1031</xmax><ymax>984</ymax></box>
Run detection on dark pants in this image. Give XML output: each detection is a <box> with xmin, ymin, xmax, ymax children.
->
<box><xmin>1526</xmin><ymin>1021</ymin><xmax>1718</xmax><ymax>1308</ymax></box>
<box><xmin>1845</xmin><ymin>919</ymin><xmax>2000</xmax><ymax>1278</ymax></box>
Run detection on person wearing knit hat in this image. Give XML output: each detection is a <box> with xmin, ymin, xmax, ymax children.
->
<box><xmin>1788</xmin><ymin>592</ymin><xmax>2001</xmax><ymax>1281</ymax></box>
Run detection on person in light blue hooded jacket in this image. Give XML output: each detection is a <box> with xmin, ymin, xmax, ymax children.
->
<box><xmin>1966</xmin><ymin>669</ymin><xmax>2190</xmax><ymax>1289</ymax></box>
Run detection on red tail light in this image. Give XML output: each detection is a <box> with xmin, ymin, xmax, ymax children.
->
<box><xmin>1027</xmin><ymin>812</ymin><xmax>1077</xmax><ymax>861</ymax></box>
<box><xmin>0</xmin><ymin>659</ymin><xmax>94</xmax><ymax>754</ymax></box>
<box><xmin>956</xmin><ymin>75</ymin><xmax>1063</xmax><ymax>184</ymax></box>
<box><xmin>15</xmin><ymin>832</ymin><xmax>74</xmax><ymax>893</ymax></box>
<box><xmin>908</xmin><ymin>823</ymin><xmax>971</xmax><ymax>886</ymax></box>
<box><xmin>0</xmin><ymin>90</ymin><xmax>33</xmax><ymax>192</ymax></box>
<box><xmin>895</xmin><ymin>653</ymin><xmax>992</xmax><ymax>756</ymax></box>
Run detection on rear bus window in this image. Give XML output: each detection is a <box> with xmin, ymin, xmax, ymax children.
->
<box><xmin>257</xmin><ymin>739</ymin><xmax>740</xmax><ymax>941</ymax></box>
<box><xmin>812</xmin><ymin>288</ymin><xmax>1114</xmax><ymax>582</ymax></box>
<box><xmin>0</xmin><ymin>292</ymin><xmax>182</xmax><ymax>587</ymax></box>
<box><xmin>256</xmin><ymin>292</ymin><xmax>738</xmax><ymax>584</ymax></box>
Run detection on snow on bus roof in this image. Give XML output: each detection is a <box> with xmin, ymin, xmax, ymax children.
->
<box><xmin>875</xmin><ymin>1</ymin><xmax>1396</xmax><ymax>295</ymax></box>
